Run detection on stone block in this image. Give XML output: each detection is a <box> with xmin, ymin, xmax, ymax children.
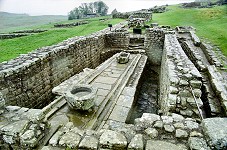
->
<box><xmin>188</xmin><ymin>137</ymin><xmax>210</xmax><ymax>150</ymax></box>
<box><xmin>145</xmin><ymin>128</ymin><xmax>158</xmax><ymax>138</ymax></box>
<box><xmin>99</xmin><ymin>130</ymin><xmax>127</xmax><ymax>149</ymax></box>
<box><xmin>164</xmin><ymin>124</ymin><xmax>175</xmax><ymax>133</ymax></box>
<box><xmin>79</xmin><ymin>136</ymin><xmax>98</xmax><ymax>150</ymax></box>
<box><xmin>109</xmin><ymin>105</ymin><xmax>130</xmax><ymax>123</ymax></box>
<box><xmin>146</xmin><ymin>140</ymin><xmax>187</xmax><ymax>150</ymax></box>
<box><xmin>202</xmin><ymin>118</ymin><xmax>227</xmax><ymax>150</ymax></box>
<box><xmin>128</xmin><ymin>134</ymin><xmax>144</xmax><ymax>150</ymax></box>
<box><xmin>175</xmin><ymin>129</ymin><xmax>188</xmax><ymax>138</ymax></box>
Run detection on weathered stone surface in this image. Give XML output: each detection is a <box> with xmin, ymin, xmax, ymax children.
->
<box><xmin>128</xmin><ymin>134</ymin><xmax>143</xmax><ymax>150</ymax></box>
<box><xmin>153</xmin><ymin>120</ymin><xmax>163</xmax><ymax>129</ymax></box>
<box><xmin>146</xmin><ymin>140</ymin><xmax>187</xmax><ymax>150</ymax></box>
<box><xmin>161</xmin><ymin>116</ymin><xmax>173</xmax><ymax>124</ymax></box>
<box><xmin>172</xmin><ymin>113</ymin><xmax>184</xmax><ymax>122</ymax></box>
<box><xmin>185</xmin><ymin>119</ymin><xmax>199</xmax><ymax>130</ymax></box>
<box><xmin>175</xmin><ymin>129</ymin><xmax>188</xmax><ymax>138</ymax></box>
<box><xmin>135</xmin><ymin>113</ymin><xmax>160</xmax><ymax>130</ymax></box>
<box><xmin>99</xmin><ymin>130</ymin><xmax>127</xmax><ymax>149</ymax></box>
<box><xmin>59</xmin><ymin>129</ymin><xmax>81</xmax><ymax>148</ymax></box>
<box><xmin>202</xmin><ymin>118</ymin><xmax>227</xmax><ymax>149</ymax></box>
<box><xmin>145</xmin><ymin>128</ymin><xmax>158</xmax><ymax>138</ymax></box>
<box><xmin>164</xmin><ymin>124</ymin><xmax>175</xmax><ymax>133</ymax></box>
<box><xmin>0</xmin><ymin>92</ymin><xmax>5</xmax><ymax>111</ymax></box>
<box><xmin>188</xmin><ymin>137</ymin><xmax>210</xmax><ymax>150</ymax></box>
<box><xmin>79</xmin><ymin>135</ymin><xmax>98</xmax><ymax>150</ymax></box>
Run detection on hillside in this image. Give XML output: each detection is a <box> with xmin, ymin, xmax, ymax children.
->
<box><xmin>0</xmin><ymin>12</ymin><xmax>67</xmax><ymax>33</ymax></box>
<box><xmin>0</xmin><ymin>17</ymin><xmax>123</xmax><ymax>62</ymax></box>
<box><xmin>151</xmin><ymin>5</ymin><xmax>227</xmax><ymax>56</ymax></box>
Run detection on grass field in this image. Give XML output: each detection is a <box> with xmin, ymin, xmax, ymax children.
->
<box><xmin>0</xmin><ymin>17</ymin><xmax>123</xmax><ymax>62</ymax></box>
<box><xmin>151</xmin><ymin>5</ymin><xmax>227</xmax><ymax>56</ymax></box>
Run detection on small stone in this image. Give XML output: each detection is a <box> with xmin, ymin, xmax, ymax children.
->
<box><xmin>185</xmin><ymin>120</ymin><xmax>199</xmax><ymax>130</ymax></box>
<box><xmin>79</xmin><ymin>136</ymin><xmax>98</xmax><ymax>150</ymax></box>
<box><xmin>190</xmin><ymin>131</ymin><xmax>203</xmax><ymax>137</ymax></box>
<box><xmin>172</xmin><ymin>113</ymin><xmax>184</xmax><ymax>122</ymax></box>
<box><xmin>164</xmin><ymin>124</ymin><xmax>175</xmax><ymax>133</ymax></box>
<box><xmin>99</xmin><ymin>130</ymin><xmax>127</xmax><ymax>149</ymax></box>
<box><xmin>128</xmin><ymin>134</ymin><xmax>143</xmax><ymax>150</ymax></box>
<box><xmin>173</xmin><ymin>122</ymin><xmax>185</xmax><ymax>129</ymax></box>
<box><xmin>153</xmin><ymin>120</ymin><xmax>163</xmax><ymax>129</ymax></box>
<box><xmin>21</xmin><ymin>130</ymin><xmax>35</xmax><ymax>141</ymax></box>
<box><xmin>175</xmin><ymin>129</ymin><xmax>188</xmax><ymax>138</ymax></box>
<box><xmin>188</xmin><ymin>137</ymin><xmax>210</xmax><ymax>150</ymax></box>
<box><xmin>179</xmin><ymin>80</ymin><xmax>188</xmax><ymax>86</ymax></box>
<box><xmin>170</xmin><ymin>86</ymin><xmax>178</xmax><ymax>94</ymax></box>
<box><xmin>161</xmin><ymin>116</ymin><xmax>173</xmax><ymax>124</ymax></box>
<box><xmin>145</xmin><ymin>128</ymin><xmax>158</xmax><ymax>138</ymax></box>
<box><xmin>59</xmin><ymin>131</ymin><xmax>81</xmax><ymax>148</ymax></box>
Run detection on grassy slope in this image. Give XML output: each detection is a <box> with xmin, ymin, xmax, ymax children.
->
<box><xmin>0</xmin><ymin>12</ymin><xmax>67</xmax><ymax>33</ymax></box>
<box><xmin>151</xmin><ymin>5</ymin><xmax>227</xmax><ymax>56</ymax></box>
<box><xmin>0</xmin><ymin>17</ymin><xmax>123</xmax><ymax>62</ymax></box>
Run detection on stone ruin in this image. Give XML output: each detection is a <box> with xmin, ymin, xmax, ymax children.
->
<box><xmin>0</xmin><ymin>20</ymin><xmax>227</xmax><ymax>150</ymax></box>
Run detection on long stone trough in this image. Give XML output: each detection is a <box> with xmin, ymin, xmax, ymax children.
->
<box><xmin>45</xmin><ymin>53</ymin><xmax>147</xmax><ymax>130</ymax></box>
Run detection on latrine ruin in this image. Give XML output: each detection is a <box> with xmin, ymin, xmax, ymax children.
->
<box><xmin>0</xmin><ymin>20</ymin><xmax>227</xmax><ymax>149</ymax></box>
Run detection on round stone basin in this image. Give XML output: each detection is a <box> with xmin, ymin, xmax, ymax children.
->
<box><xmin>116</xmin><ymin>52</ymin><xmax>130</xmax><ymax>64</ymax></box>
<box><xmin>65</xmin><ymin>84</ymin><xmax>97</xmax><ymax>111</ymax></box>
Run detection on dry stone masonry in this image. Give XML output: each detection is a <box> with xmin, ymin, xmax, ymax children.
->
<box><xmin>0</xmin><ymin>18</ymin><xmax>227</xmax><ymax>150</ymax></box>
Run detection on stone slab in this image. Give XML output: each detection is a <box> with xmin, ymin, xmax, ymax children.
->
<box><xmin>146</xmin><ymin>140</ymin><xmax>187</xmax><ymax>150</ymax></box>
<box><xmin>116</xmin><ymin>95</ymin><xmax>134</xmax><ymax>108</ymax></box>
<box><xmin>202</xmin><ymin>118</ymin><xmax>227</xmax><ymax>149</ymax></box>
<box><xmin>108</xmin><ymin>105</ymin><xmax>130</xmax><ymax>123</ymax></box>
<box><xmin>94</xmin><ymin>76</ymin><xmax>118</xmax><ymax>85</ymax></box>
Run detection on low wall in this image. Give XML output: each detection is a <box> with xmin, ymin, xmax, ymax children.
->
<box><xmin>0</xmin><ymin>23</ymin><xmax>129</xmax><ymax>108</ymax></box>
<box><xmin>159</xmin><ymin>34</ymin><xmax>203</xmax><ymax>119</ymax></box>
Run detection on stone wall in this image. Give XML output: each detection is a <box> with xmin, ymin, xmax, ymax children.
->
<box><xmin>144</xmin><ymin>28</ymin><xmax>165</xmax><ymax>65</ymax></box>
<box><xmin>159</xmin><ymin>34</ymin><xmax>203</xmax><ymax>119</ymax></box>
<box><xmin>0</xmin><ymin>23</ymin><xmax>128</xmax><ymax>108</ymax></box>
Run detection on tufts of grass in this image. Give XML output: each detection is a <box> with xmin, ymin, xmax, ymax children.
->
<box><xmin>0</xmin><ymin>17</ymin><xmax>123</xmax><ymax>62</ymax></box>
<box><xmin>151</xmin><ymin>5</ymin><xmax>227</xmax><ymax>56</ymax></box>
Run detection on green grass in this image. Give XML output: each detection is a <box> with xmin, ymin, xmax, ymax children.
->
<box><xmin>0</xmin><ymin>17</ymin><xmax>123</xmax><ymax>62</ymax></box>
<box><xmin>151</xmin><ymin>5</ymin><xmax>227</xmax><ymax>56</ymax></box>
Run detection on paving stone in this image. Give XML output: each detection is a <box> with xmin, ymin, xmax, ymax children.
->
<box><xmin>128</xmin><ymin>134</ymin><xmax>144</xmax><ymax>150</ymax></box>
<box><xmin>146</xmin><ymin>140</ymin><xmax>187</xmax><ymax>150</ymax></box>
<box><xmin>97</xmin><ymin>89</ymin><xmax>109</xmax><ymax>97</ymax></box>
<box><xmin>145</xmin><ymin>128</ymin><xmax>158</xmax><ymax>138</ymax></box>
<box><xmin>175</xmin><ymin>129</ymin><xmax>188</xmax><ymax>138</ymax></box>
<box><xmin>79</xmin><ymin>135</ymin><xmax>98</xmax><ymax>150</ymax></box>
<box><xmin>117</xmin><ymin>95</ymin><xmax>134</xmax><ymax>108</ymax></box>
<box><xmin>109</xmin><ymin>105</ymin><xmax>130</xmax><ymax>122</ymax></box>
<box><xmin>122</xmin><ymin>87</ymin><xmax>136</xmax><ymax>97</ymax></box>
<box><xmin>99</xmin><ymin>130</ymin><xmax>127</xmax><ymax>149</ymax></box>
<box><xmin>188</xmin><ymin>137</ymin><xmax>210</xmax><ymax>150</ymax></box>
<box><xmin>202</xmin><ymin>118</ymin><xmax>227</xmax><ymax>149</ymax></box>
<box><xmin>92</xmin><ymin>82</ymin><xmax>112</xmax><ymax>90</ymax></box>
<box><xmin>94</xmin><ymin>76</ymin><xmax>117</xmax><ymax>85</ymax></box>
